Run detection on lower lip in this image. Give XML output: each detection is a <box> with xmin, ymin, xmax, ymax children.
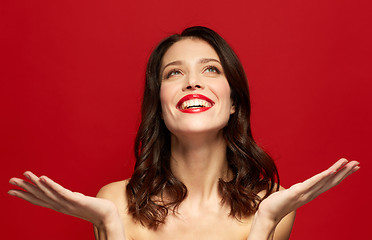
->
<box><xmin>178</xmin><ymin>107</ymin><xmax>212</xmax><ymax>113</ymax></box>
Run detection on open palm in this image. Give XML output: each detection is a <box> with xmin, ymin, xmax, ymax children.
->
<box><xmin>258</xmin><ymin>158</ymin><xmax>359</xmax><ymax>223</ymax></box>
<box><xmin>8</xmin><ymin>171</ymin><xmax>118</xmax><ymax>228</ymax></box>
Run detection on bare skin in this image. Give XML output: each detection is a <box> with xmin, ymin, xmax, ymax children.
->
<box><xmin>8</xmin><ymin>39</ymin><xmax>361</xmax><ymax>239</ymax></box>
<box><xmin>8</xmin><ymin>159</ymin><xmax>359</xmax><ymax>240</ymax></box>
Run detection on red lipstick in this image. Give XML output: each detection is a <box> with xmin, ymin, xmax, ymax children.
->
<box><xmin>176</xmin><ymin>94</ymin><xmax>215</xmax><ymax>113</ymax></box>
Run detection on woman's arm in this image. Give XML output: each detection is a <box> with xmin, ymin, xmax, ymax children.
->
<box><xmin>94</xmin><ymin>181</ymin><xmax>129</xmax><ymax>240</ymax></box>
<box><xmin>248</xmin><ymin>158</ymin><xmax>360</xmax><ymax>240</ymax></box>
<box><xmin>94</xmin><ymin>216</ymin><xmax>125</xmax><ymax>240</ymax></box>
<box><xmin>8</xmin><ymin>171</ymin><xmax>126</xmax><ymax>240</ymax></box>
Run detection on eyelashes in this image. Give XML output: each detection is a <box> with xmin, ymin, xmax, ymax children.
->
<box><xmin>165</xmin><ymin>69</ymin><xmax>182</xmax><ymax>79</ymax></box>
<box><xmin>163</xmin><ymin>65</ymin><xmax>222</xmax><ymax>80</ymax></box>
<box><xmin>204</xmin><ymin>65</ymin><xmax>221</xmax><ymax>74</ymax></box>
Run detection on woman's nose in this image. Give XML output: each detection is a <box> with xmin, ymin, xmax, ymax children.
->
<box><xmin>186</xmin><ymin>83</ymin><xmax>202</xmax><ymax>90</ymax></box>
<box><xmin>183</xmin><ymin>73</ymin><xmax>204</xmax><ymax>91</ymax></box>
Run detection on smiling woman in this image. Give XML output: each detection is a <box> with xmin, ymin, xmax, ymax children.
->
<box><xmin>127</xmin><ymin>29</ymin><xmax>282</xmax><ymax>236</ymax></box>
<box><xmin>160</xmin><ymin>39</ymin><xmax>234</xmax><ymax>134</ymax></box>
<box><xmin>8</xmin><ymin>26</ymin><xmax>360</xmax><ymax>240</ymax></box>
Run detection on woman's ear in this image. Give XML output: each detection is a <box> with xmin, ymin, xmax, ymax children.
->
<box><xmin>230</xmin><ymin>105</ymin><xmax>236</xmax><ymax>114</ymax></box>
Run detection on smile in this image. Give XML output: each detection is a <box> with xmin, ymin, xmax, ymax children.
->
<box><xmin>176</xmin><ymin>94</ymin><xmax>215</xmax><ymax>113</ymax></box>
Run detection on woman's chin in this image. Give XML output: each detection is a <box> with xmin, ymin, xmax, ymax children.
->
<box><xmin>169</xmin><ymin>126</ymin><xmax>225</xmax><ymax>139</ymax></box>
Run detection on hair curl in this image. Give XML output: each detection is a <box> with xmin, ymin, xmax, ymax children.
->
<box><xmin>126</xmin><ymin>26</ymin><xmax>279</xmax><ymax>229</ymax></box>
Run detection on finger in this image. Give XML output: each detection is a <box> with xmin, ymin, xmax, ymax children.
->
<box><xmin>9</xmin><ymin>177</ymin><xmax>46</xmax><ymax>200</ymax></box>
<box><xmin>294</xmin><ymin>167</ymin><xmax>334</xmax><ymax>194</ymax></box>
<box><xmin>300</xmin><ymin>158</ymin><xmax>351</xmax><ymax>191</ymax></box>
<box><xmin>288</xmin><ymin>160</ymin><xmax>350</xmax><ymax>201</ymax></box>
<box><xmin>39</xmin><ymin>175</ymin><xmax>77</xmax><ymax>202</ymax></box>
<box><xmin>324</xmin><ymin>161</ymin><xmax>360</xmax><ymax>191</ymax></box>
<box><xmin>24</xmin><ymin>171</ymin><xmax>71</xmax><ymax>205</ymax></box>
<box><xmin>302</xmin><ymin>160</ymin><xmax>359</xmax><ymax>200</ymax></box>
<box><xmin>8</xmin><ymin>189</ymin><xmax>54</xmax><ymax>209</ymax></box>
<box><xmin>327</xmin><ymin>158</ymin><xmax>349</xmax><ymax>173</ymax></box>
<box><xmin>288</xmin><ymin>175</ymin><xmax>331</xmax><ymax>205</ymax></box>
<box><xmin>23</xmin><ymin>171</ymin><xmax>59</xmax><ymax>201</ymax></box>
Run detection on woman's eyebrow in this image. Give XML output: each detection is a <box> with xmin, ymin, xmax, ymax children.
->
<box><xmin>198</xmin><ymin>58</ymin><xmax>221</xmax><ymax>64</ymax></box>
<box><xmin>161</xmin><ymin>60</ymin><xmax>183</xmax><ymax>74</ymax></box>
<box><xmin>161</xmin><ymin>58</ymin><xmax>221</xmax><ymax>74</ymax></box>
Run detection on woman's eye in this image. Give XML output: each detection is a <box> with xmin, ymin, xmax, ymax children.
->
<box><xmin>204</xmin><ymin>66</ymin><xmax>221</xmax><ymax>74</ymax></box>
<box><xmin>166</xmin><ymin>70</ymin><xmax>182</xmax><ymax>79</ymax></box>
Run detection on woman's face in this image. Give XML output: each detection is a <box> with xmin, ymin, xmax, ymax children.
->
<box><xmin>160</xmin><ymin>38</ymin><xmax>234</xmax><ymax>137</ymax></box>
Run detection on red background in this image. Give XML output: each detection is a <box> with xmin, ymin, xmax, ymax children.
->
<box><xmin>1</xmin><ymin>0</ymin><xmax>371</xmax><ymax>239</ymax></box>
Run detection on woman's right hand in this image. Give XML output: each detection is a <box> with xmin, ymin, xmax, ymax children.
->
<box><xmin>8</xmin><ymin>171</ymin><xmax>125</xmax><ymax>240</ymax></box>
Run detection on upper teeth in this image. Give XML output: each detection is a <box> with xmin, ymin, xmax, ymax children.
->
<box><xmin>181</xmin><ymin>99</ymin><xmax>212</xmax><ymax>110</ymax></box>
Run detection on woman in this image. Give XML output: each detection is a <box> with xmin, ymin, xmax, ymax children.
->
<box><xmin>8</xmin><ymin>26</ymin><xmax>360</xmax><ymax>240</ymax></box>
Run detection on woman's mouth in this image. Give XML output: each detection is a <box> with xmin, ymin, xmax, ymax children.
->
<box><xmin>176</xmin><ymin>94</ymin><xmax>215</xmax><ymax>113</ymax></box>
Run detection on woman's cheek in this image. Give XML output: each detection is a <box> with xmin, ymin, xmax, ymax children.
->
<box><xmin>160</xmin><ymin>84</ymin><xmax>177</xmax><ymax>120</ymax></box>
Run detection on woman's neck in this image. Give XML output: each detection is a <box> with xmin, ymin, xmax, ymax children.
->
<box><xmin>169</xmin><ymin>131</ymin><xmax>231</xmax><ymax>206</ymax></box>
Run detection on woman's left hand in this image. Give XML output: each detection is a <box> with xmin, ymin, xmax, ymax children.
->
<box><xmin>258</xmin><ymin>158</ymin><xmax>359</xmax><ymax>223</ymax></box>
<box><xmin>248</xmin><ymin>158</ymin><xmax>360</xmax><ymax>240</ymax></box>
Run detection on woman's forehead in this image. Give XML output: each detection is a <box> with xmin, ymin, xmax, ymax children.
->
<box><xmin>161</xmin><ymin>38</ymin><xmax>220</xmax><ymax>67</ymax></box>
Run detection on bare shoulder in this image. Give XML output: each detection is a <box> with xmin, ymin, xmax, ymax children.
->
<box><xmin>96</xmin><ymin>179</ymin><xmax>130</xmax><ymax>211</ymax></box>
<box><xmin>97</xmin><ymin>179</ymin><xmax>129</xmax><ymax>195</ymax></box>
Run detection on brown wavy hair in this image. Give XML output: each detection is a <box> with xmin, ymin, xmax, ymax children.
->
<box><xmin>126</xmin><ymin>26</ymin><xmax>279</xmax><ymax>229</ymax></box>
